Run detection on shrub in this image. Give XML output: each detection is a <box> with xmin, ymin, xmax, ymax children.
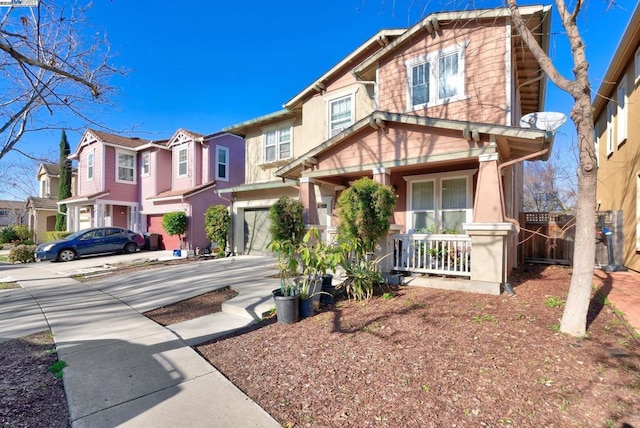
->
<box><xmin>13</xmin><ymin>225</ymin><xmax>34</xmax><ymax>242</ymax></box>
<box><xmin>43</xmin><ymin>231</ymin><xmax>72</xmax><ymax>242</ymax></box>
<box><xmin>269</xmin><ymin>196</ymin><xmax>305</xmax><ymax>244</ymax></box>
<box><xmin>204</xmin><ymin>205</ymin><xmax>230</xmax><ymax>256</ymax></box>
<box><xmin>9</xmin><ymin>244</ymin><xmax>36</xmax><ymax>263</ymax></box>
<box><xmin>0</xmin><ymin>226</ymin><xmax>18</xmax><ymax>244</ymax></box>
<box><xmin>337</xmin><ymin>177</ymin><xmax>396</xmax><ymax>254</ymax></box>
<box><xmin>162</xmin><ymin>211</ymin><xmax>188</xmax><ymax>247</ymax></box>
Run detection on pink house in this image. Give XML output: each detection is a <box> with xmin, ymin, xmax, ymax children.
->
<box><xmin>63</xmin><ymin>128</ymin><xmax>244</xmax><ymax>250</ymax></box>
<box><xmin>222</xmin><ymin>6</ymin><xmax>555</xmax><ymax>294</ymax></box>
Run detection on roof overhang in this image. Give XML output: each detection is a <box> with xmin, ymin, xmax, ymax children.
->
<box><xmin>275</xmin><ymin>111</ymin><xmax>553</xmax><ymax>179</ymax></box>
<box><xmin>147</xmin><ymin>182</ymin><xmax>217</xmax><ymax>202</ymax></box>
<box><xmin>223</xmin><ymin>109</ymin><xmax>296</xmax><ymax>136</ymax></box>
<box><xmin>216</xmin><ymin>180</ymin><xmax>298</xmax><ymax>195</ymax></box>
<box><xmin>59</xmin><ymin>191</ymin><xmax>110</xmax><ymax>205</ymax></box>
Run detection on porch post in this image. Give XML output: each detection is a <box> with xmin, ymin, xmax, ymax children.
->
<box><xmin>373</xmin><ymin>167</ymin><xmax>391</xmax><ymax>186</ymax></box>
<box><xmin>299</xmin><ymin>177</ymin><xmax>319</xmax><ymax>225</ymax></box>
<box><xmin>463</xmin><ymin>223</ymin><xmax>514</xmax><ymax>295</ymax></box>
<box><xmin>473</xmin><ymin>154</ymin><xmax>504</xmax><ymax>223</ymax></box>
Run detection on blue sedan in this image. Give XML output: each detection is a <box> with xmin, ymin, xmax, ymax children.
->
<box><xmin>36</xmin><ymin>227</ymin><xmax>146</xmax><ymax>262</ymax></box>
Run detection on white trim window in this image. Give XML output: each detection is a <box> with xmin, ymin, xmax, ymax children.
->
<box><xmin>141</xmin><ymin>152</ymin><xmax>150</xmax><ymax>176</ymax></box>
<box><xmin>606</xmin><ymin>101</ymin><xmax>615</xmax><ymax>156</ymax></box>
<box><xmin>617</xmin><ymin>80</ymin><xmax>627</xmax><ymax>146</ymax></box>
<box><xmin>328</xmin><ymin>94</ymin><xmax>354</xmax><ymax>137</ymax></box>
<box><xmin>215</xmin><ymin>146</ymin><xmax>229</xmax><ymax>181</ymax></box>
<box><xmin>406</xmin><ymin>43</ymin><xmax>466</xmax><ymax>110</ymax></box>
<box><xmin>116</xmin><ymin>150</ymin><xmax>136</xmax><ymax>183</ymax></box>
<box><xmin>263</xmin><ymin>124</ymin><xmax>292</xmax><ymax>163</ymax></box>
<box><xmin>177</xmin><ymin>146</ymin><xmax>188</xmax><ymax>177</ymax></box>
<box><xmin>635</xmin><ymin>46</ymin><xmax>640</xmax><ymax>83</ymax></box>
<box><xmin>87</xmin><ymin>151</ymin><xmax>95</xmax><ymax>181</ymax></box>
<box><xmin>405</xmin><ymin>170</ymin><xmax>474</xmax><ymax>233</ymax></box>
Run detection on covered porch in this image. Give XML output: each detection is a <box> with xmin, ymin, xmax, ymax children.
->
<box><xmin>276</xmin><ymin>112</ymin><xmax>553</xmax><ymax>294</ymax></box>
<box><xmin>61</xmin><ymin>191</ymin><xmax>142</xmax><ymax>233</ymax></box>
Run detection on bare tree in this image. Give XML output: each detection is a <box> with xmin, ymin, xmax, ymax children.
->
<box><xmin>0</xmin><ymin>1</ymin><xmax>118</xmax><ymax>161</ymax></box>
<box><xmin>0</xmin><ymin>157</ymin><xmax>47</xmax><ymax>199</ymax></box>
<box><xmin>523</xmin><ymin>157</ymin><xmax>576</xmax><ymax>212</ymax></box>
<box><xmin>508</xmin><ymin>0</ymin><xmax>597</xmax><ymax>336</ymax></box>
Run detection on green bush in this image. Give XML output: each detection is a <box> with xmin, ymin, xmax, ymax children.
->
<box><xmin>9</xmin><ymin>244</ymin><xmax>36</xmax><ymax>263</ymax></box>
<box><xmin>269</xmin><ymin>196</ymin><xmax>305</xmax><ymax>244</ymax></box>
<box><xmin>13</xmin><ymin>225</ymin><xmax>34</xmax><ymax>242</ymax></box>
<box><xmin>0</xmin><ymin>226</ymin><xmax>18</xmax><ymax>244</ymax></box>
<box><xmin>43</xmin><ymin>231</ymin><xmax>72</xmax><ymax>242</ymax></box>
<box><xmin>337</xmin><ymin>177</ymin><xmax>396</xmax><ymax>254</ymax></box>
<box><xmin>162</xmin><ymin>211</ymin><xmax>188</xmax><ymax>247</ymax></box>
<box><xmin>204</xmin><ymin>205</ymin><xmax>230</xmax><ymax>256</ymax></box>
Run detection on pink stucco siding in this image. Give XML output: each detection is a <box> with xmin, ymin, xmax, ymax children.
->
<box><xmin>103</xmin><ymin>146</ymin><xmax>138</xmax><ymax>202</ymax></box>
<box><xmin>377</xmin><ymin>20</ymin><xmax>507</xmax><ymax>124</ymax></box>
<box><xmin>77</xmin><ymin>143</ymin><xmax>103</xmax><ymax>196</ymax></box>
<box><xmin>172</xmin><ymin>143</ymin><xmax>194</xmax><ymax>190</ymax></box>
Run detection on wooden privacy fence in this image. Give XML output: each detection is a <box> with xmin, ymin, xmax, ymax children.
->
<box><xmin>519</xmin><ymin>212</ymin><xmax>575</xmax><ymax>265</ymax></box>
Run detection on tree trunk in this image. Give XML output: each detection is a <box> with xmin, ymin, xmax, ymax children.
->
<box><xmin>560</xmin><ymin>91</ymin><xmax>597</xmax><ymax>337</ymax></box>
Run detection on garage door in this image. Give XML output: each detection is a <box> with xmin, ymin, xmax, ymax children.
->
<box><xmin>244</xmin><ymin>209</ymin><xmax>271</xmax><ymax>255</ymax></box>
<box><xmin>147</xmin><ymin>214</ymin><xmax>180</xmax><ymax>250</ymax></box>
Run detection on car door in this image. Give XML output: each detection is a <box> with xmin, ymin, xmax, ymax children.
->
<box><xmin>103</xmin><ymin>227</ymin><xmax>127</xmax><ymax>252</ymax></box>
<box><xmin>75</xmin><ymin>229</ymin><xmax>106</xmax><ymax>256</ymax></box>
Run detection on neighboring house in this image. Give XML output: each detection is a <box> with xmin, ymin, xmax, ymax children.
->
<box><xmin>593</xmin><ymin>2</ymin><xmax>640</xmax><ymax>272</ymax></box>
<box><xmin>0</xmin><ymin>200</ymin><xmax>26</xmax><ymax>228</ymax></box>
<box><xmin>221</xmin><ymin>5</ymin><xmax>555</xmax><ymax>294</ymax></box>
<box><xmin>25</xmin><ymin>163</ymin><xmax>78</xmax><ymax>243</ymax></box>
<box><xmin>63</xmin><ymin>128</ymin><xmax>244</xmax><ymax>250</ymax></box>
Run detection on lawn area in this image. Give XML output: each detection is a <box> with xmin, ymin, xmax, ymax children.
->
<box><xmin>198</xmin><ymin>265</ymin><xmax>640</xmax><ymax>427</ymax></box>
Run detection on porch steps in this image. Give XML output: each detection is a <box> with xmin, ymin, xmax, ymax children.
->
<box><xmin>403</xmin><ymin>275</ymin><xmax>501</xmax><ymax>295</ymax></box>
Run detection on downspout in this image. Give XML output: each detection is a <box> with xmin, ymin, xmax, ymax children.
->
<box><xmin>497</xmin><ymin>146</ymin><xmax>549</xmax><ymax>295</ymax></box>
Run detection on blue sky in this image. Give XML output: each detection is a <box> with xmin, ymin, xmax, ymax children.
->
<box><xmin>2</xmin><ymin>0</ymin><xmax>636</xmax><ymax>198</ymax></box>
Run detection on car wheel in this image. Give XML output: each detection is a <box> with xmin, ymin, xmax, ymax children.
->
<box><xmin>124</xmin><ymin>242</ymin><xmax>138</xmax><ymax>254</ymax></box>
<box><xmin>57</xmin><ymin>249</ymin><xmax>76</xmax><ymax>262</ymax></box>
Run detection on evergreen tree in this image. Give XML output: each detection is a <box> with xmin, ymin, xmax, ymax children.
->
<box><xmin>55</xmin><ymin>130</ymin><xmax>72</xmax><ymax>231</ymax></box>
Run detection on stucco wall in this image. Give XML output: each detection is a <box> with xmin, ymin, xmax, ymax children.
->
<box><xmin>377</xmin><ymin>20</ymin><xmax>507</xmax><ymax>124</ymax></box>
<box><xmin>595</xmin><ymin>56</ymin><xmax>640</xmax><ymax>271</ymax></box>
<box><xmin>172</xmin><ymin>142</ymin><xmax>195</xmax><ymax>190</ymax></box>
<box><xmin>103</xmin><ymin>146</ymin><xmax>138</xmax><ymax>203</ymax></box>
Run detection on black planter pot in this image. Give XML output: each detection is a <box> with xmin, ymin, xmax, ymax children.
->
<box><xmin>273</xmin><ymin>290</ymin><xmax>299</xmax><ymax>324</ymax></box>
<box><xmin>321</xmin><ymin>274</ymin><xmax>335</xmax><ymax>305</ymax></box>
<box><xmin>299</xmin><ymin>297</ymin><xmax>314</xmax><ymax>318</ymax></box>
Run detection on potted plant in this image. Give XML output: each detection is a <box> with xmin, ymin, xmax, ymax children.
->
<box><xmin>268</xmin><ymin>239</ymin><xmax>300</xmax><ymax>324</ymax></box>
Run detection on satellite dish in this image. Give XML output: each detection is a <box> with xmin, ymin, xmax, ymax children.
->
<box><xmin>519</xmin><ymin>112</ymin><xmax>567</xmax><ymax>132</ymax></box>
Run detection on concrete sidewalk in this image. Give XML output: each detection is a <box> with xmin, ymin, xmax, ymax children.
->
<box><xmin>3</xmin><ymin>255</ymin><xmax>281</xmax><ymax>427</ymax></box>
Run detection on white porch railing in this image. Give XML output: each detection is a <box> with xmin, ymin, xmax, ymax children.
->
<box><xmin>392</xmin><ymin>233</ymin><xmax>472</xmax><ymax>277</ymax></box>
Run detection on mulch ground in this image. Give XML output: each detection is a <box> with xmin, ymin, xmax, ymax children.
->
<box><xmin>0</xmin><ymin>331</ymin><xmax>70</xmax><ymax>428</ymax></box>
<box><xmin>144</xmin><ymin>287</ymin><xmax>238</xmax><ymax>326</ymax></box>
<box><xmin>197</xmin><ymin>264</ymin><xmax>640</xmax><ymax>427</ymax></box>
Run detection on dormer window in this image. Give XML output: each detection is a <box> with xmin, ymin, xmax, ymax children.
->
<box><xmin>263</xmin><ymin>125</ymin><xmax>291</xmax><ymax>163</ymax></box>
<box><xmin>177</xmin><ymin>146</ymin><xmax>188</xmax><ymax>177</ymax></box>
<box><xmin>116</xmin><ymin>149</ymin><xmax>136</xmax><ymax>184</ymax></box>
<box><xmin>406</xmin><ymin>43</ymin><xmax>466</xmax><ymax>110</ymax></box>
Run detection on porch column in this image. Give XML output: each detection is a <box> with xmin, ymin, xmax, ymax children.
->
<box><xmin>299</xmin><ymin>177</ymin><xmax>319</xmax><ymax>225</ymax></box>
<box><xmin>463</xmin><ymin>223</ymin><xmax>515</xmax><ymax>295</ymax></box>
<box><xmin>473</xmin><ymin>154</ymin><xmax>504</xmax><ymax>223</ymax></box>
<box><xmin>373</xmin><ymin>167</ymin><xmax>391</xmax><ymax>186</ymax></box>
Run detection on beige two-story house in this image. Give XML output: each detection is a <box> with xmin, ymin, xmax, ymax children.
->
<box><xmin>222</xmin><ymin>5</ymin><xmax>555</xmax><ymax>294</ymax></box>
<box><xmin>593</xmin><ymin>2</ymin><xmax>640</xmax><ymax>272</ymax></box>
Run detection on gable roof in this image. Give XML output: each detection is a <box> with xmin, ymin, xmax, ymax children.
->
<box><xmin>223</xmin><ymin>109</ymin><xmax>297</xmax><ymax>136</ymax></box>
<box><xmin>592</xmin><ymin>1</ymin><xmax>640</xmax><ymax>118</ymax></box>
<box><xmin>70</xmin><ymin>129</ymin><xmax>169</xmax><ymax>159</ymax></box>
<box><xmin>275</xmin><ymin>111</ymin><xmax>553</xmax><ymax>179</ymax></box>
<box><xmin>353</xmin><ymin>5</ymin><xmax>552</xmax><ymax>114</ymax></box>
<box><xmin>26</xmin><ymin>197</ymin><xmax>58</xmax><ymax>210</ymax></box>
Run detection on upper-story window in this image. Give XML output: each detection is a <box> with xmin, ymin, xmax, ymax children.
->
<box><xmin>617</xmin><ymin>80</ymin><xmax>627</xmax><ymax>146</ymax></box>
<box><xmin>141</xmin><ymin>152</ymin><xmax>150</xmax><ymax>176</ymax></box>
<box><xmin>87</xmin><ymin>151</ymin><xmax>94</xmax><ymax>180</ymax></box>
<box><xmin>0</xmin><ymin>210</ymin><xmax>9</xmax><ymax>217</ymax></box>
<box><xmin>328</xmin><ymin>94</ymin><xmax>354</xmax><ymax>137</ymax></box>
<box><xmin>635</xmin><ymin>46</ymin><xmax>640</xmax><ymax>83</ymax></box>
<box><xmin>116</xmin><ymin>150</ymin><xmax>135</xmax><ymax>183</ymax></box>
<box><xmin>177</xmin><ymin>146</ymin><xmax>188</xmax><ymax>177</ymax></box>
<box><xmin>606</xmin><ymin>101</ymin><xmax>614</xmax><ymax>156</ymax></box>
<box><xmin>406</xmin><ymin>43</ymin><xmax>466</xmax><ymax>110</ymax></box>
<box><xmin>215</xmin><ymin>146</ymin><xmax>229</xmax><ymax>181</ymax></box>
<box><xmin>263</xmin><ymin>125</ymin><xmax>291</xmax><ymax>163</ymax></box>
